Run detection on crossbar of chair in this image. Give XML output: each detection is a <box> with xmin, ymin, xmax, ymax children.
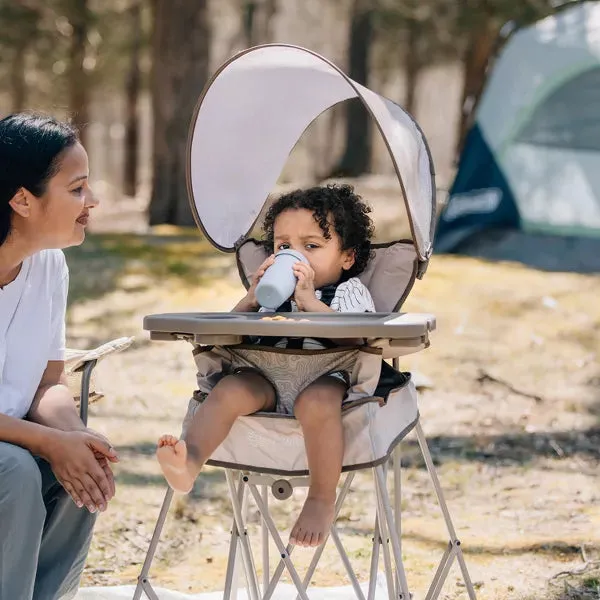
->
<box><xmin>329</xmin><ymin>526</ymin><xmax>366</xmax><ymax>600</ymax></box>
<box><xmin>296</xmin><ymin>473</ymin><xmax>358</xmax><ymax>600</ymax></box>
<box><xmin>425</xmin><ymin>541</ymin><xmax>456</xmax><ymax>600</ymax></box>
<box><xmin>247</xmin><ymin>484</ymin><xmax>311</xmax><ymax>600</ymax></box>
<box><xmin>246</xmin><ymin>474</ymin><xmax>310</xmax><ymax>489</ymax></box>
<box><xmin>260</xmin><ymin>473</ymin><xmax>354</xmax><ymax>600</ymax></box>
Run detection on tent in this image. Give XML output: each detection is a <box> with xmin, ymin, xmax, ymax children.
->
<box><xmin>435</xmin><ymin>1</ymin><xmax>600</xmax><ymax>272</ymax></box>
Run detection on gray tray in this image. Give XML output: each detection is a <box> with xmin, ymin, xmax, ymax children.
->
<box><xmin>144</xmin><ymin>312</ymin><xmax>436</xmax><ymax>344</ymax></box>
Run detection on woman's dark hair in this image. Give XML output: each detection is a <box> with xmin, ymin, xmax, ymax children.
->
<box><xmin>0</xmin><ymin>113</ymin><xmax>79</xmax><ymax>246</ymax></box>
<box><xmin>263</xmin><ymin>184</ymin><xmax>375</xmax><ymax>279</ymax></box>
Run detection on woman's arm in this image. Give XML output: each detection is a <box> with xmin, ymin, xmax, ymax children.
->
<box><xmin>27</xmin><ymin>360</ymin><xmax>85</xmax><ymax>431</ymax></box>
<box><xmin>24</xmin><ymin>359</ymin><xmax>119</xmax><ymax>512</ymax></box>
<box><xmin>0</xmin><ymin>409</ymin><xmax>117</xmax><ymax>512</ymax></box>
<box><xmin>0</xmin><ymin>411</ymin><xmax>58</xmax><ymax>456</ymax></box>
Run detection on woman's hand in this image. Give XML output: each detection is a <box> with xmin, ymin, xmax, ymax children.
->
<box><xmin>43</xmin><ymin>429</ymin><xmax>119</xmax><ymax>513</ymax></box>
<box><xmin>233</xmin><ymin>254</ymin><xmax>275</xmax><ymax>312</ymax></box>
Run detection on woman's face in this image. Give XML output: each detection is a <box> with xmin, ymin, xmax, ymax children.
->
<box><xmin>29</xmin><ymin>142</ymin><xmax>98</xmax><ymax>249</ymax></box>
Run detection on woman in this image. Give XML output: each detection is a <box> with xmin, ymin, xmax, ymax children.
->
<box><xmin>0</xmin><ymin>113</ymin><xmax>118</xmax><ymax>600</ymax></box>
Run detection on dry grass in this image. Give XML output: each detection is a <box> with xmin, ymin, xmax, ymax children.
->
<box><xmin>65</xmin><ymin>229</ymin><xmax>600</xmax><ymax>599</ymax></box>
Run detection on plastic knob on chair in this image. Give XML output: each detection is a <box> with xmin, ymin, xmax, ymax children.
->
<box><xmin>271</xmin><ymin>479</ymin><xmax>293</xmax><ymax>500</ymax></box>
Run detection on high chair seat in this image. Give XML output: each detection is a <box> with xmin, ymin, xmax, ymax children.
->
<box><xmin>185</xmin><ymin>381</ymin><xmax>418</xmax><ymax>476</ymax></box>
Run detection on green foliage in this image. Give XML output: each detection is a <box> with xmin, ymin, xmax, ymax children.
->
<box><xmin>372</xmin><ymin>0</ymin><xmax>574</xmax><ymax>76</ymax></box>
<box><xmin>0</xmin><ymin>0</ymin><xmax>151</xmax><ymax>110</ymax></box>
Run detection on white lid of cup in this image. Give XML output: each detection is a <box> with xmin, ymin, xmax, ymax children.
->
<box><xmin>275</xmin><ymin>249</ymin><xmax>308</xmax><ymax>263</ymax></box>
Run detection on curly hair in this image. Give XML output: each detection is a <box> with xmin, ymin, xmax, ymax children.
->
<box><xmin>262</xmin><ymin>184</ymin><xmax>374</xmax><ymax>279</ymax></box>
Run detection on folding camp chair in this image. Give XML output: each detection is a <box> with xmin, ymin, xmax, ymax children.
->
<box><xmin>133</xmin><ymin>45</ymin><xmax>477</xmax><ymax>600</ymax></box>
<box><xmin>65</xmin><ymin>337</ymin><xmax>134</xmax><ymax>425</ymax></box>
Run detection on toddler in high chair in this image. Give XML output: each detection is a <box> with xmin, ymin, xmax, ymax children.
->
<box><xmin>157</xmin><ymin>184</ymin><xmax>376</xmax><ymax>548</ymax></box>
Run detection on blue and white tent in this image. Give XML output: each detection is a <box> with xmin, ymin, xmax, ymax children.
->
<box><xmin>436</xmin><ymin>2</ymin><xmax>600</xmax><ymax>270</ymax></box>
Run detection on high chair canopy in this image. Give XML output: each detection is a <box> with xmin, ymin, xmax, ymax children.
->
<box><xmin>186</xmin><ymin>44</ymin><xmax>436</xmax><ymax>261</ymax></box>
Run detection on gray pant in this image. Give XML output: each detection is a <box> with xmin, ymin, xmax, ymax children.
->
<box><xmin>0</xmin><ymin>441</ymin><xmax>97</xmax><ymax>600</ymax></box>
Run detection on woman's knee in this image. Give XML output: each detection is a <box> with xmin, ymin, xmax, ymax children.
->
<box><xmin>0</xmin><ymin>443</ymin><xmax>44</xmax><ymax>516</ymax></box>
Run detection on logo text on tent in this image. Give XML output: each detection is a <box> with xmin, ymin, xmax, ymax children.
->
<box><xmin>444</xmin><ymin>188</ymin><xmax>502</xmax><ymax>221</ymax></box>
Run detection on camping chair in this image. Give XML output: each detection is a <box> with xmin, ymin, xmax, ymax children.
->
<box><xmin>65</xmin><ymin>337</ymin><xmax>133</xmax><ymax>425</ymax></box>
<box><xmin>134</xmin><ymin>45</ymin><xmax>477</xmax><ymax>600</ymax></box>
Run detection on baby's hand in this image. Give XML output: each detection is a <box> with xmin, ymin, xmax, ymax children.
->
<box><xmin>292</xmin><ymin>262</ymin><xmax>317</xmax><ymax>311</ymax></box>
<box><xmin>235</xmin><ymin>254</ymin><xmax>275</xmax><ymax>311</ymax></box>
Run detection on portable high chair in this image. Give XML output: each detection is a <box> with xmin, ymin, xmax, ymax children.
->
<box><xmin>134</xmin><ymin>45</ymin><xmax>477</xmax><ymax>600</ymax></box>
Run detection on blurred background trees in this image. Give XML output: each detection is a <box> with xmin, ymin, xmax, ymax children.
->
<box><xmin>0</xmin><ymin>0</ymin><xmax>570</xmax><ymax>225</ymax></box>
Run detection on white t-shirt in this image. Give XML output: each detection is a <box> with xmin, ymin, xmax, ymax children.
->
<box><xmin>259</xmin><ymin>276</ymin><xmax>376</xmax><ymax>349</ymax></box>
<box><xmin>0</xmin><ymin>249</ymin><xmax>68</xmax><ymax>418</ymax></box>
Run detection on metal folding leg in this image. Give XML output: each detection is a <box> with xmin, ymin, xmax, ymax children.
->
<box><xmin>415</xmin><ymin>422</ymin><xmax>477</xmax><ymax>600</ymax></box>
<box><xmin>132</xmin><ymin>423</ymin><xmax>478</xmax><ymax>600</ymax></box>
<box><xmin>224</xmin><ymin>467</ymin><xmax>413</xmax><ymax>600</ymax></box>
<box><xmin>133</xmin><ymin>487</ymin><xmax>174</xmax><ymax>600</ymax></box>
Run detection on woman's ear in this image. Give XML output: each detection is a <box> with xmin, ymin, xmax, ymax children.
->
<box><xmin>8</xmin><ymin>188</ymin><xmax>31</xmax><ymax>218</ymax></box>
<box><xmin>342</xmin><ymin>248</ymin><xmax>356</xmax><ymax>271</ymax></box>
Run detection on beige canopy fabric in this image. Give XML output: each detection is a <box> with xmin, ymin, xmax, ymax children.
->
<box><xmin>187</xmin><ymin>44</ymin><xmax>435</xmax><ymax>261</ymax></box>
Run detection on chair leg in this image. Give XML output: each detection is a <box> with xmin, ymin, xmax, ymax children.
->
<box><xmin>393</xmin><ymin>445</ymin><xmax>403</xmax><ymax>598</ymax></box>
<box><xmin>224</xmin><ymin>474</ymin><xmax>255</xmax><ymax>600</ymax></box>
<box><xmin>133</xmin><ymin>487</ymin><xmax>174</xmax><ymax>600</ymax></box>
<box><xmin>415</xmin><ymin>422</ymin><xmax>477</xmax><ymax>600</ymax></box>
<box><xmin>247</xmin><ymin>484</ymin><xmax>311</xmax><ymax>600</ymax></box>
<box><xmin>225</xmin><ymin>471</ymin><xmax>261</xmax><ymax>600</ymax></box>
<box><xmin>367</xmin><ymin>516</ymin><xmax>381</xmax><ymax>600</ymax></box>
<box><xmin>374</xmin><ymin>465</ymin><xmax>411</xmax><ymax>600</ymax></box>
<box><xmin>223</xmin><ymin>517</ymin><xmax>242</xmax><ymax>600</ymax></box>
<box><xmin>297</xmin><ymin>474</ymin><xmax>363</xmax><ymax>600</ymax></box>
<box><xmin>261</xmin><ymin>485</ymin><xmax>270</xmax><ymax>593</ymax></box>
<box><xmin>79</xmin><ymin>359</ymin><xmax>97</xmax><ymax>426</ymax></box>
<box><xmin>374</xmin><ymin>468</ymin><xmax>401</xmax><ymax>600</ymax></box>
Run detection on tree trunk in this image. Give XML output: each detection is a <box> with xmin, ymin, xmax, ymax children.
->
<box><xmin>124</xmin><ymin>1</ymin><xmax>142</xmax><ymax>198</ymax></box>
<box><xmin>10</xmin><ymin>43</ymin><xmax>27</xmax><ymax>112</ymax></box>
<box><xmin>328</xmin><ymin>0</ymin><xmax>373</xmax><ymax>178</ymax></box>
<box><xmin>67</xmin><ymin>0</ymin><xmax>90</xmax><ymax>146</ymax></box>
<box><xmin>404</xmin><ymin>19</ymin><xmax>421</xmax><ymax>116</ymax></box>
<box><xmin>149</xmin><ymin>0</ymin><xmax>211</xmax><ymax>226</ymax></box>
<box><xmin>456</xmin><ymin>14</ymin><xmax>500</xmax><ymax>157</ymax></box>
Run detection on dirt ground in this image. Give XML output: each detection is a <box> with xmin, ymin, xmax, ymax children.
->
<box><xmin>64</xmin><ymin>214</ymin><xmax>600</xmax><ymax>599</ymax></box>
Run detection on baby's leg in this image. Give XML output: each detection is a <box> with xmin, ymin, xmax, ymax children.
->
<box><xmin>157</xmin><ymin>371</ymin><xmax>275</xmax><ymax>492</ymax></box>
<box><xmin>290</xmin><ymin>376</ymin><xmax>346</xmax><ymax>547</ymax></box>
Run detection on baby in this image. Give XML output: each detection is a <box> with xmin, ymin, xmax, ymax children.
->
<box><xmin>157</xmin><ymin>184</ymin><xmax>375</xmax><ymax>548</ymax></box>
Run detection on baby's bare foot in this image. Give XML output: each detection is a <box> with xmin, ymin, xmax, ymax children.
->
<box><xmin>156</xmin><ymin>435</ymin><xmax>195</xmax><ymax>493</ymax></box>
<box><xmin>289</xmin><ymin>496</ymin><xmax>335</xmax><ymax>547</ymax></box>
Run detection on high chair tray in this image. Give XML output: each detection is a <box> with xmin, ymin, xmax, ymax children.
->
<box><xmin>144</xmin><ymin>312</ymin><xmax>436</xmax><ymax>342</ymax></box>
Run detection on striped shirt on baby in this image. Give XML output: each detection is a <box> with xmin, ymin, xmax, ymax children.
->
<box><xmin>259</xmin><ymin>277</ymin><xmax>375</xmax><ymax>349</ymax></box>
